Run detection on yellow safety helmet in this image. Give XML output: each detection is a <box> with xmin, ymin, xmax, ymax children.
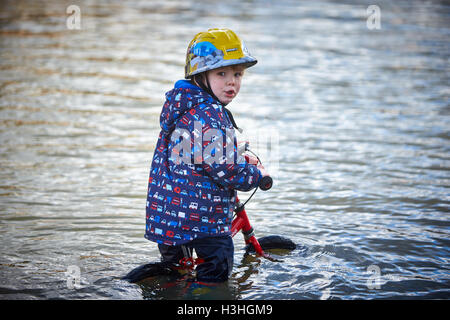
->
<box><xmin>185</xmin><ymin>28</ymin><xmax>257</xmax><ymax>79</ymax></box>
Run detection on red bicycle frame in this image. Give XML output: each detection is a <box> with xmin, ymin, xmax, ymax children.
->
<box><xmin>231</xmin><ymin>196</ymin><xmax>266</xmax><ymax>257</ymax></box>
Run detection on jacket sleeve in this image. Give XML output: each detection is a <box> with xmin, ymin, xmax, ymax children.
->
<box><xmin>201</xmin><ymin>125</ymin><xmax>262</xmax><ymax>191</ymax></box>
<box><xmin>179</xmin><ymin>105</ymin><xmax>262</xmax><ymax>191</ymax></box>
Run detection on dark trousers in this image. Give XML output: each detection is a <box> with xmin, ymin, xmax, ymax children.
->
<box><xmin>158</xmin><ymin>235</ymin><xmax>234</xmax><ymax>283</ymax></box>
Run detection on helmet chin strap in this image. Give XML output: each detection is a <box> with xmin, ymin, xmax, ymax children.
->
<box><xmin>192</xmin><ymin>74</ymin><xmax>220</xmax><ymax>104</ymax></box>
<box><xmin>191</xmin><ymin>74</ymin><xmax>243</xmax><ymax>133</ymax></box>
<box><xmin>224</xmin><ymin>107</ymin><xmax>243</xmax><ymax>133</ymax></box>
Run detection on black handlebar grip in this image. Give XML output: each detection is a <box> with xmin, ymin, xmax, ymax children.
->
<box><xmin>259</xmin><ymin>175</ymin><xmax>273</xmax><ymax>191</ymax></box>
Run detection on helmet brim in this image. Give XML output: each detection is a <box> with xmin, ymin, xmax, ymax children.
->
<box><xmin>186</xmin><ymin>57</ymin><xmax>257</xmax><ymax>79</ymax></box>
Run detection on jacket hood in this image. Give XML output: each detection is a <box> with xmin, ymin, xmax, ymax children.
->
<box><xmin>160</xmin><ymin>80</ymin><xmax>215</xmax><ymax>134</ymax></box>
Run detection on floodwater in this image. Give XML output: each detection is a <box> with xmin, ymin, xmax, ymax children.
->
<box><xmin>0</xmin><ymin>0</ymin><xmax>449</xmax><ymax>299</ymax></box>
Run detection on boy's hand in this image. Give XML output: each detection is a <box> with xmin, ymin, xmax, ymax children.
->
<box><xmin>243</xmin><ymin>152</ymin><xmax>272</xmax><ymax>190</ymax></box>
<box><xmin>237</xmin><ymin>140</ymin><xmax>250</xmax><ymax>157</ymax></box>
<box><xmin>244</xmin><ymin>152</ymin><xmax>259</xmax><ymax>165</ymax></box>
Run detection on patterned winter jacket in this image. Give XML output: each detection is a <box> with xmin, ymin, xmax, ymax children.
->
<box><xmin>145</xmin><ymin>80</ymin><xmax>261</xmax><ymax>246</ymax></box>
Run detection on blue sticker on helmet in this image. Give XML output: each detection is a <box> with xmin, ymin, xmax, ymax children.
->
<box><xmin>192</xmin><ymin>41</ymin><xmax>217</xmax><ymax>57</ymax></box>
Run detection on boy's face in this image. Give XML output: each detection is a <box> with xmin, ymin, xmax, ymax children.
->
<box><xmin>206</xmin><ymin>65</ymin><xmax>245</xmax><ymax>105</ymax></box>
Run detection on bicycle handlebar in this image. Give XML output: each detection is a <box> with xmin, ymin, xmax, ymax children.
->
<box><xmin>258</xmin><ymin>166</ymin><xmax>273</xmax><ymax>191</ymax></box>
<box><xmin>242</xmin><ymin>146</ymin><xmax>272</xmax><ymax>191</ymax></box>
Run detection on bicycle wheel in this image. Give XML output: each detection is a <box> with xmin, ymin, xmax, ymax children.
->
<box><xmin>122</xmin><ymin>261</ymin><xmax>180</xmax><ymax>283</ymax></box>
<box><xmin>245</xmin><ymin>235</ymin><xmax>296</xmax><ymax>254</ymax></box>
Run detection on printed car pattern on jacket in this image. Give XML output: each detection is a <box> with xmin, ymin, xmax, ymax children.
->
<box><xmin>145</xmin><ymin>80</ymin><xmax>261</xmax><ymax>246</ymax></box>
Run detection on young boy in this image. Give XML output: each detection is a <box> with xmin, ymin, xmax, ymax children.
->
<box><xmin>145</xmin><ymin>28</ymin><xmax>262</xmax><ymax>283</ymax></box>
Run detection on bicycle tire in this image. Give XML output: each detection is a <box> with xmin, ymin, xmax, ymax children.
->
<box><xmin>122</xmin><ymin>261</ymin><xmax>180</xmax><ymax>283</ymax></box>
<box><xmin>245</xmin><ymin>235</ymin><xmax>296</xmax><ymax>254</ymax></box>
